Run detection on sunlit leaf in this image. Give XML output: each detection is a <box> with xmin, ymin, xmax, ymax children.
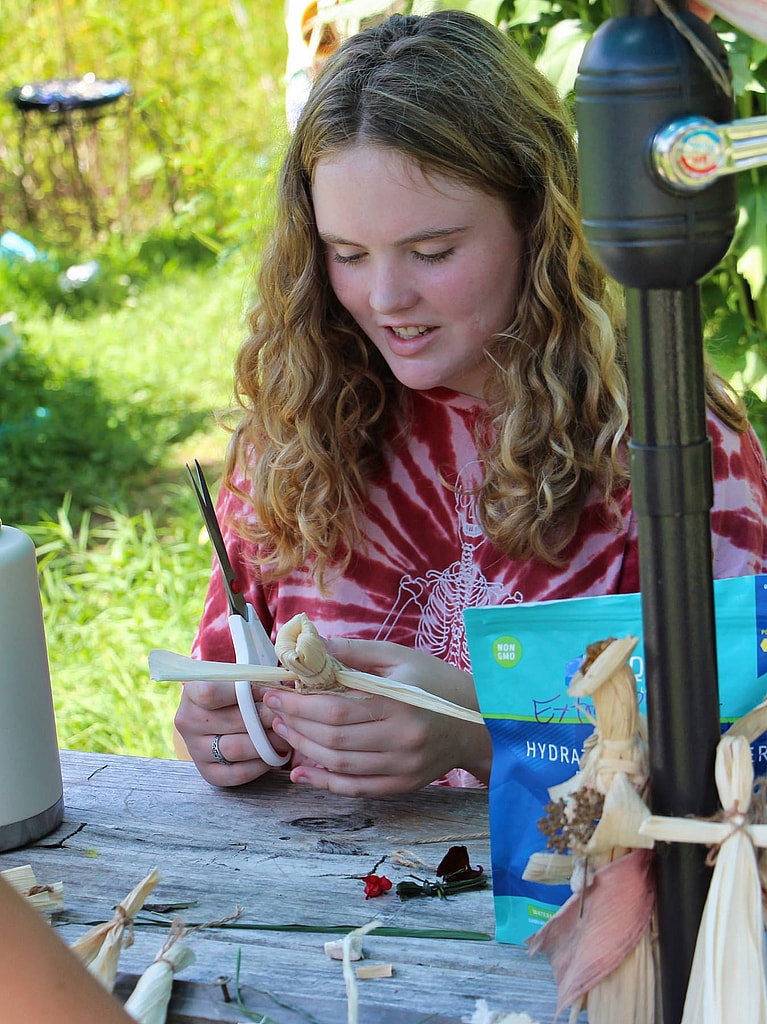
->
<box><xmin>735</xmin><ymin>180</ymin><xmax>767</xmax><ymax>300</ymax></box>
<box><xmin>535</xmin><ymin>18</ymin><xmax>591</xmax><ymax>97</ymax></box>
<box><xmin>503</xmin><ymin>0</ymin><xmax>552</xmax><ymax>28</ymax></box>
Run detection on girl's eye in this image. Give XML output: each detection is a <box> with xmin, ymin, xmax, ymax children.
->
<box><xmin>331</xmin><ymin>251</ymin><xmax>365</xmax><ymax>265</ymax></box>
<box><xmin>413</xmin><ymin>248</ymin><xmax>454</xmax><ymax>264</ymax></box>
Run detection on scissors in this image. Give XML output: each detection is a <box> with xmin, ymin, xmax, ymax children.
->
<box><xmin>187</xmin><ymin>460</ymin><xmax>291</xmax><ymax>767</ymax></box>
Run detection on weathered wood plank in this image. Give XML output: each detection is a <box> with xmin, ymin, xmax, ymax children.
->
<box><xmin>0</xmin><ymin>751</ymin><xmax>571</xmax><ymax>1023</ymax></box>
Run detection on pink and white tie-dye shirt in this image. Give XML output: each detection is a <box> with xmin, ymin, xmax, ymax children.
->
<box><xmin>192</xmin><ymin>387</ymin><xmax>767</xmax><ymax>783</ymax></box>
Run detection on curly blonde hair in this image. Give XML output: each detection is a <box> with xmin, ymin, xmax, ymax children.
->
<box><xmin>226</xmin><ymin>9</ymin><xmax>745</xmax><ymax>585</ymax></box>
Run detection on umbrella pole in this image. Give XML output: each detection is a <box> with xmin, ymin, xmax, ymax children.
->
<box><xmin>625</xmin><ymin>285</ymin><xmax>720</xmax><ymax>1023</ymax></box>
<box><xmin>574</xmin><ymin>3</ymin><xmax>738</xmax><ymax>1019</ymax></box>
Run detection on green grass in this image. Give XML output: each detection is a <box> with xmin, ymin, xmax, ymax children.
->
<box><xmin>31</xmin><ymin>500</ymin><xmax>212</xmax><ymax>758</ymax></box>
<box><xmin>5</xmin><ymin>258</ymin><xmax>254</xmax><ymax>758</ymax></box>
<box><xmin>0</xmin><ymin>0</ymin><xmax>288</xmax><ymax>760</ymax></box>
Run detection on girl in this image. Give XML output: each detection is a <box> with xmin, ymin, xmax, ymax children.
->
<box><xmin>175</xmin><ymin>10</ymin><xmax>767</xmax><ymax>796</ymax></box>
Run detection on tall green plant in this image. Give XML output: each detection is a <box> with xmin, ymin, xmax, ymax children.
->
<box><xmin>497</xmin><ymin>0</ymin><xmax>767</xmax><ymax>436</ymax></box>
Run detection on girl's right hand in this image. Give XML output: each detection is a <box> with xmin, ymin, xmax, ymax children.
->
<box><xmin>174</xmin><ymin>680</ymin><xmax>292</xmax><ymax>786</ymax></box>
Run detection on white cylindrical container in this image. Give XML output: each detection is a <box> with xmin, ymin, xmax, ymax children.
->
<box><xmin>0</xmin><ymin>521</ymin><xmax>64</xmax><ymax>850</ymax></box>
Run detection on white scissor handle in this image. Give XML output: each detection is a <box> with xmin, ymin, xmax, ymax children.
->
<box><xmin>229</xmin><ymin>607</ymin><xmax>291</xmax><ymax>767</ymax></box>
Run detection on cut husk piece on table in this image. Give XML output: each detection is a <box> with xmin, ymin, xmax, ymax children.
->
<box><xmin>150</xmin><ymin>613</ymin><xmax>484</xmax><ymax>724</ymax></box>
<box><xmin>639</xmin><ymin>733</ymin><xmax>767</xmax><ymax>1024</ymax></box>
<box><xmin>124</xmin><ymin>918</ymin><xmax>195</xmax><ymax>1024</ymax></box>
<box><xmin>0</xmin><ymin>864</ymin><xmax>64</xmax><ymax>914</ymax></box>
<box><xmin>70</xmin><ymin>867</ymin><xmax>161</xmax><ymax>992</ymax></box>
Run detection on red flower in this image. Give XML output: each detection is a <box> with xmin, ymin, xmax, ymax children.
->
<box><xmin>362</xmin><ymin>874</ymin><xmax>392</xmax><ymax>899</ymax></box>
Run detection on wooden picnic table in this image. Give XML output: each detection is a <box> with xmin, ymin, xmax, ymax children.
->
<box><xmin>0</xmin><ymin>750</ymin><xmax>565</xmax><ymax>1023</ymax></box>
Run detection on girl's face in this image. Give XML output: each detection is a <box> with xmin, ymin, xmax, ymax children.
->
<box><xmin>313</xmin><ymin>144</ymin><xmax>524</xmax><ymax>398</ymax></box>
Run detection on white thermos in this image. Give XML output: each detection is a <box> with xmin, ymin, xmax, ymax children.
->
<box><xmin>0</xmin><ymin>521</ymin><xmax>64</xmax><ymax>851</ymax></box>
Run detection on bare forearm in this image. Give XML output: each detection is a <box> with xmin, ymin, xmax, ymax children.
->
<box><xmin>0</xmin><ymin>877</ymin><xmax>133</xmax><ymax>1024</ymax></box>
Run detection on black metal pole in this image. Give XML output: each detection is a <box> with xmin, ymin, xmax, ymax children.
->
<box><xmin>625</xmin><ymin>286</ymin><xmax>721</xmax><ymax>1022</ymax></box>
<box><xmin>575</xmin><ymin>3</ymin><xmax>738</xmax><ymax>1021</ymax></box>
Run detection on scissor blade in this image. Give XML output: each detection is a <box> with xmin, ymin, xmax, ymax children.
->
<box><xmin>186</xmin><ymin>460</ymin><xmax>248</xmax><ymax>618</ymax></box>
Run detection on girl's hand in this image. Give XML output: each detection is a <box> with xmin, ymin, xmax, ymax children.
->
<box><xmin>262</xmin><ymin>638</ymin><xmax>492</xmax><ymax>796</ymax></box>
<box><xmin>174</xmin><ymin>680</ymin><xmax>291</xmax><ymax>787</ymax></box>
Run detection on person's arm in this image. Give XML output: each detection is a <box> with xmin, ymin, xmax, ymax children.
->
<box><xmin>0</xmin><ymin>875</ymin><xmax>133</xmax><ymax>1024</ymax></box>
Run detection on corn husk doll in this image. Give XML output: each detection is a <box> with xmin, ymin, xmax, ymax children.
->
<box><xmin>70</xmin><ymin>868</ymin><xmax>161</xmax><ymax>992</ymax></box>
<box><xmin>525</xmin><ymin>636</ymin><xmax>657</xmax><ymax>1024</ymax></box>
<box><xmin>639</xmin><ymin>699</ymin><xmax>767</xmax><ymax>1024</ymax></box>
<box><xmin>123</xmin><ymin>917</ymin><xmax>195</xmax><ymax>1024</ymax></box>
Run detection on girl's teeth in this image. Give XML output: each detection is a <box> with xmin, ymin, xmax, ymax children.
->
<box><xmin>392</xmin><ymin>326</ymin><xmax>429</xmax><ymax>339</ymax></box>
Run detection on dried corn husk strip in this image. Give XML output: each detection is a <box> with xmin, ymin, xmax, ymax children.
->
<box><xmin>150</xmin><ymin>619</ymin><xmax>484</xmax><ymax>726</ymax></box>
<box><xmin>462</xmin><ymin>999</ymin><xmax>540</xmax><ymax>1024</ymax></box>
<box><xmin>527</xmin><ymin>848</ymin><xmax>655</xmax><ymax>1019</ymax></box>
<box><xmin>466</xmin><ymin>1002</ymin><xmax>541</xmax><ymax>1024</ymax></box>
<box><xmin>522</xmin><ymin>851</ymin><xmax>574</xmax><ymax>885</ymax></box>
<box><xmin>342</xmin><ymin>919</ymin><xmax>381</xmax><ymax>1024</ymax></box>
<box><xmin>124</xmin><ymin>918</ymin><xmax>195</xmax><ymax>1024</ymax></box>
<box><xmin>724</xmin><ymin>694</ymin><xmax>767</xmax><ymax>744</ymax></box>
<box><xmin>692</xmin><ymin>0</ymin><xmax>767</xmax><ymax>42</ymax></box>
<box><xmin>356</xmin><ymin>963</ymin><xmax>393</xmax><ymax>979</ymax></box>
<box><xmin>70</xmin><ymin>867</ymin><xmax>161</xmax><ymax>992</ymax></box>
<box><xmin>639</xmin><ymin>734</ymin><xmax>767</xmax><ymax>1024</ymax></box>
<box><xmin>0</xmin><ymin>864</ymin><xmax>64</xmax><ymax>914</ymax></box>
<box><xmin>1</xmin><ymin>864</ymin><xmax>37</xmax><ymax>891</ymax></box>
<box><xmin>586</xmin><ymin>771</ymin><xmax>654</xmax><ymax>856</ymax></box>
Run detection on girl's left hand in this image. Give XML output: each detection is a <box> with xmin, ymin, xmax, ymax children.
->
<box><xmin>262</xmin><ymin>638</ymin><xmax>492</xmax><ymax>796</ymax></box>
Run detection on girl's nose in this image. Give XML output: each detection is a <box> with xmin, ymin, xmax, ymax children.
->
<box><xmin>368</xmin><ymin>263</ymin><xmax>418</xmax><ymax>314</ymax></box>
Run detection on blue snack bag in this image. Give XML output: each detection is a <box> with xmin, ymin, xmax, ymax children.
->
<box><xmin>464</xmin><ymin>574</ymin><xmax>767</xmax><ymax>945</ymax></box>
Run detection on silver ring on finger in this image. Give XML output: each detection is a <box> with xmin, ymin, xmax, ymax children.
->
<box><xmin>211</xmin><ymin>734</ymin><xmax>233</xmax><ymax>766</ymax></box>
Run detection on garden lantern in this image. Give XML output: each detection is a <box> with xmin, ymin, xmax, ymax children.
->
<box><xmin>574</xmin><ymin>2</ymin><xmax>767</xmax><ymax>1020</ymax></box>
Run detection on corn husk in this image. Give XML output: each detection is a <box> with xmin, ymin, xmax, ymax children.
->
<box><xmin>123</xmin><ymin>918</ymin><xmax>195</xmax><ymax>1024</ymax></box>
<box><xmin>525</xmin><ymin>636</ymin><xmax>656</xmax><ymax>1024</ymax></box>
<box><xmin>464</xmin><ymin>1001</ymin><xmax>541</xmax><ymax>1024</ymax></box>
<box><xmin>342</xmin><ymin>919</ymin><xmax>381</xmax><ymax>1024</ymax></box>
<box><xmin>693</xmin><ymin>0</ymin><xmax>767</xmax><ymax>41</ymax></box>
<box><xmin>70</xmin><ymin>867</ymin><xmax>161</xmax><ymax>992</ymax></box>
<box><xmin>639</xmin><ymin>733</ymin><xmax>767</xmax><ymax>1024</ymax></box>
<box><xmin>150</xmin><ymin>613</ymin><xmax>484</xmax><ymax>724</ymax></box>
<box><xmin>0</xmin><ymin>864</ymin><xmax>64</xmax><ymax>914</ymax></box>
<box><xmin>656</xmin><ymin>0</ymin><xmax>767</xmax><ymax>98</ymax></box>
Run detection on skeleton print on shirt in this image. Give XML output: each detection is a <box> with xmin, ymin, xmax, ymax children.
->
<box><xmin>375</xmin><ymin>461</ymin><xmax>522</xmax><ymax>671</ymax></box>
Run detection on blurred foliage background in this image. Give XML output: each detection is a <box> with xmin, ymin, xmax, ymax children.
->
<box><xmin>0</xmin><ymin>0</ymin><xmax>765</xmax><ymax>756</ymax></box>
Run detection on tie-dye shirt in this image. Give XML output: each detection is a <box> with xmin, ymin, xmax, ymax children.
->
<box><xmin>193</xmin><ymin>387</ymin><xmax>767</xmax><ymax>784</ymax></box>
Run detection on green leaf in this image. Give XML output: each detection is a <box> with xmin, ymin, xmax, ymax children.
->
<box><xmin>735</xmin><ymin>178</ymin><xmax>767</xmax><ymax>301</ymax></box>
<box><xmin>535</xmin><ymin>18</ymin><xmax>591</xmax><ymax>97</ymax></box>
<box><xmin>503</xmin><ymin>0</ymin><xmax>552</xmax><ymax>28</ymax></box>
